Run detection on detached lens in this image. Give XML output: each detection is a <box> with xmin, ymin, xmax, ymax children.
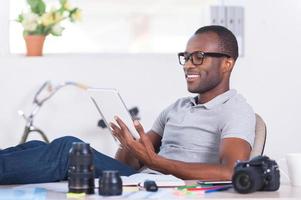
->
<box><xmin>68</xmin><ymin>142</ymin><xmax>95</xmax><ymax>194</ymax></box>
<box><xmin>99</xmin><ymin>170</ymin><xmax>122</xmax><ymax>196</ymax></box>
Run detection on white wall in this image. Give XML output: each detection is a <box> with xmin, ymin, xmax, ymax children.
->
<box><xmin>0</xmin><ymin>54</ymin><xmax>188</xmax><ymax>157</ymax></box>
<box><xmin>232</xmin><ymin>0</ymin><xmax>301</xmax><ymax>160</ymax></box>
<box><xmin>0</xmin><ymin>0</ymin><xmax>301</xmax><ymax>163</ymax></box>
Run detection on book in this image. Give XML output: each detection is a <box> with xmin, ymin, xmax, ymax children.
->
<box><xmin>121</xmin><ymin>173</ymin><xmax>186</xmax><ymax>187</ymax></box>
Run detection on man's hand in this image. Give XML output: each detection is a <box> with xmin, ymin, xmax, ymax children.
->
<box><xmin>110</xmin><ymin>116</ymin><xmax>157</xmax><ymax>167</ymax></box>
<box><xmin>110</xmin><ymin>117</ymin><xmax>250</xmax><ymax>180</ymax></box>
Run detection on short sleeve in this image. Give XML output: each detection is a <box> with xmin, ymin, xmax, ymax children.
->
<box><xmin>221</xmin><ymin>104</ymin><xmax>256</xmax><ymax>148</ymax></box>
<box><xmin>150</xmin><ymin>98</ymin><xmax>192</xmax><ymax>137</ymax></box>
<box><xmin>151</xmin><ymin>105</ymin><xmax>173</xmax><ymax>137</ymax></box>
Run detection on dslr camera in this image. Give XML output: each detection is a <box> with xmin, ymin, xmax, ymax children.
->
<box><xmin>232</xmin><ymin>155</ymin><xmax>280</xmax><ymax>194</ymax></box>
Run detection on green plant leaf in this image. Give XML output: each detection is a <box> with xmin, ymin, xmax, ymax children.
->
<box><xmin>50</xmin><ymin>31</ymin><xmax>62</xmax><ymax>36</ymax></box>
<box><xmin>60</xmin><ymin>0</ymin><xmax>67</xmax><ymax>5</ymax></box>
<box><xmin>17</xmin><ymin>14</ymin><xmax>24</xmax><ymax>22</ymax></box>
<box><xmin>58</xmin><ymin>7</ymin><xmax>65</xmax><ymax>14</ymax></box>
<box><xmin>30</xmin><ymin>24</ymin><xmax>47</xmax><ymax>35</ymax></box>
<box><xmin>27</xmin><ymin>0</ymin><xmax>46</xmax><ymax>16</ymax></box>
<box><xmin>44</xmin><ymin>26</ymin><xmax>52</xmax><ymax>36</ymax></box>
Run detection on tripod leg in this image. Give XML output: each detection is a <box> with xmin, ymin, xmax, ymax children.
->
<box><xmin>19</xmin><ymin>127</ymin><xmax>31</xmax><ymax>144</ymax></box>
<box><xmin>35</xmin><ymin>129</ymin><xmax>50</xmax><ymax>143</ymax></box>
<box><xmin>19</xmin><ymin>127</ymin><xmax>50</xmax><ymax>144</ymax></box>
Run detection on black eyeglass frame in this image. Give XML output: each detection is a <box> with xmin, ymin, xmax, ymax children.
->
<box><xmin>177</xmin><ymin>51</ymin><xmax>231</xmax><ymax>66</ymax></box>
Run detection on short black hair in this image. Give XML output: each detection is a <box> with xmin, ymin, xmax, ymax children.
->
<box><xmin>194</xmin><ymin>25</ymin><xmax>239</xmax><ymax>60</ymax></box>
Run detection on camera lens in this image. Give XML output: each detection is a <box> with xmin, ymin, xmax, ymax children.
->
<box><xmin>99</xmin><ymin>170</ymin><xmax>122</xmax><ymax>196</ymax></box>
<box><xmin>238</xmin><ymin>174</ymin><xmax>251</xmax><ymax>188</ymax></box>
<box><xmin>232</xmin><ymin>168</ymin><xmax>263</xmax><ymax>194</ymax></box>
<box><xmin>68</xmin><ymin>142</ymin><xmax>95</xmax><ymax>194</ymax></box>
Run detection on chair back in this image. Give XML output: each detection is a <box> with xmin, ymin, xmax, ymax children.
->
<box><xmin>250</xmin><ymin>113</ymin><xmax>267</xmax><ymax>158</ymax></box>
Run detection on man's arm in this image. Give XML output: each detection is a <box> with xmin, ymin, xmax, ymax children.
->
<box><xmin>149</xmin><ymin>138</ymin><xmax>251</xmax><ymax>180</ymax></box>
<box><xmin>114</xmin><ymin>131</ymin><xmax>161</xmax><ymax>170</ymax></box>
<box><xmin>111</xmin><ymin>117</ymin><xmax>251</xmax><ymax>180</ymax></box>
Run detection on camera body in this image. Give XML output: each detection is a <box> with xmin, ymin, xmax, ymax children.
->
<box><xmin>232</xmin><ymin>155</ymin><xmax>280</xmax><ymax>194</ymax></box>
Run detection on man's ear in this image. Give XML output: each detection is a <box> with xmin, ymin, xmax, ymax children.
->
<box><xmin>222</xmin><ymin>58</ymin><xmax>235</xmax><ymax>73</ymax></box>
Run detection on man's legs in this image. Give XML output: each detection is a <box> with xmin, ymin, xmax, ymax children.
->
<box><xmin>93</xmin><ymin>148</ymin><xmax>137</xmax><ymax>177</ymax></box>
<box><xmin>0</xmin><ymin>136</ymin><xmax>137</xmax><ymax>184</ymax></box>
<box><xmin>0</xmin><ymin>140</ymin><xmax>47</xmax><ymax>155</ymax></box>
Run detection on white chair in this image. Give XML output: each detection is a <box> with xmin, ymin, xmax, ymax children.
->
<box><xmin>250</xmin><ymin>113</ymin><xmax>267</xmax><ymax>158</ymax></box>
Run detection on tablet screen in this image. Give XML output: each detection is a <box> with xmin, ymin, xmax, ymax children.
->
<box><xmin>88</xmin><ymin>88</ymin><xmax>140</xmax><ymax>140</ymax></box>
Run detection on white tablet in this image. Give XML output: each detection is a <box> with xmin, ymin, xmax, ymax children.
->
<box><xmin>88</xmin><ymin>88</ymin><xmax>140</xmax><ymax>140</ymax></box>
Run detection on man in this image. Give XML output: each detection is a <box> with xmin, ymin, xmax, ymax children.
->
<box><xmin>0</xmin><ymin>25</ymin><xmax>255</xmax><ymax>184</ymax></box>
<box><xmin>111</xmin><ymin>25</ymin><xmax>255</xmax><ymax>180</ymax></box>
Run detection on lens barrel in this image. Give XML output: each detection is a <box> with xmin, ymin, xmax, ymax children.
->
<box><xmin>68</xmin><ymin>142</ymin><xmax>95</xmax><ymax>194</ymax></box>
<box><xmin>99</xmin><ymin>170</ymin><xmax>122</xmax><ymax>196</ymax></box>
<box><xmin>232</xmin><ymin>168</ymin><xmax>263</xmax><ymax>194</ymax></box>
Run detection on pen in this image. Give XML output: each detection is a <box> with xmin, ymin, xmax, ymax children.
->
<box><xmin>176</xmin><ymin>185</ymin><xmax>199</xmax><ymax>190</ymax></box>
<box><xmin>204</xmin><ymin>185</ymin><xmax>233</xmax><ymax>193</ymax></box>
<box><xmin>174</xmin><ymin>185</ymin><xmax>232</xmax><ymax>197</ymax></box>
<box><xmin>186</xmin><ymin>186</ymin><xmax>224</xmax><ymax>191</ymax></box>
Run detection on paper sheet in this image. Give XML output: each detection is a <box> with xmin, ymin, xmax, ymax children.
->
<box><xmin>0</xmin><ymin>188</ymin><xmax>46</xmax><ymax>200</ymax></box>
<box><xmin>121</xmin><ymin>173</ymin><xmax>186</xmax><ymax>187</ymax></box>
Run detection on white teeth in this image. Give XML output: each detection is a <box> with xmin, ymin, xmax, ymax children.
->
<box><xmin>187</xmin><ymin>74</ymin><xmax>199</xmax><ymax>78</ymax></box>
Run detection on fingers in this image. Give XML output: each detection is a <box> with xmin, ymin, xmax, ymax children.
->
<box><xmin>133</xmin><ymin>120</ymin><xmax>146</xmax><ymax>138</ymax></box>
<box><xmin>110</xmin><ymin>121</ymin><xmax>120</xmax><ymax>131</ymax></box>
<box><xmin>111</xmin><ymin>116</ymin><xmax>135</xmax><ymax>144</ymax></box>
<box><xmin>114</xmin><ymin>116</ymin><xmax>136</xmax><ymax>141</ymax></box>
<box><xmin>110</xmin><ymin>122</ymin><xmax>122</xmax><ymax>141</ymax></box>
<box><xmin>112</xmin><ymin>118</ymin><xmax>156</xmax><ymax>165</ymax></box>
<box><xmin>114</xmin><ymin>116</ymin><xmax>130</xmax><ymax>132</ymax></box>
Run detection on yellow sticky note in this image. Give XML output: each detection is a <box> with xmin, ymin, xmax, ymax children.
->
<box><xmin>66</xmin><ymin>192</ymin><xmax>86</xmax><ymax>199</ymax></box>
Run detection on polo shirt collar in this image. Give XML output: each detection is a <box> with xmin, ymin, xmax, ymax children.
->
<box><xmin>190</xmin><ymin>89</ymin><xmax>237</xmax><ymax>109</ymax></box>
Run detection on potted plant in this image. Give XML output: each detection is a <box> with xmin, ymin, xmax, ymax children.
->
<box><xmin>17</xmin><ymin>0</ymin><xmax>81</xmax><ymax>56</ymax></box>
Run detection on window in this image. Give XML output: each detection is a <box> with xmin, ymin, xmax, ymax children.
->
<box><xmin>9</xmin><ymin>0</ymin><xmax>213</xmax><ymax>53</ymax></box>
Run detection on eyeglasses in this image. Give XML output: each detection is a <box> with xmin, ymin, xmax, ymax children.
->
<box><xmin>177</xmin><ymin>51</ymin><xmax>231</xmax><ymax>66</ymax></box>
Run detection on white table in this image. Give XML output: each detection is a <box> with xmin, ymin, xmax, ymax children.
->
<box><xmin>0</xmin><ymin>182</ymin><xmax>300</xmax><ymax>199</ymax></box>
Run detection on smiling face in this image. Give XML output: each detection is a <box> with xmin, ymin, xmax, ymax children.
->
<box><xmin>183</xmin><ymin>32</ymin><xmax>232</xmax><ymax>95</ymax></box>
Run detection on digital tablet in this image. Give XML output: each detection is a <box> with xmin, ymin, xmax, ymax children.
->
<box><xmin>88</xmin><ymin>88</ymin><xmax>140</xmax><ymax>140</ymax></box>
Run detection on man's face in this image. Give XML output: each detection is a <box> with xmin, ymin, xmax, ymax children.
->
<box><xmin>183</xmin><ymin>32</ymin><xmax>226</xmax><ymax>94</ymax></box>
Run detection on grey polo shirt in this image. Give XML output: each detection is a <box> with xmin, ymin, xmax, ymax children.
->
<box><xmin>151</xmin><ymin>89</ymin><xmax>255</xmax><ymax>164</ymax></box>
